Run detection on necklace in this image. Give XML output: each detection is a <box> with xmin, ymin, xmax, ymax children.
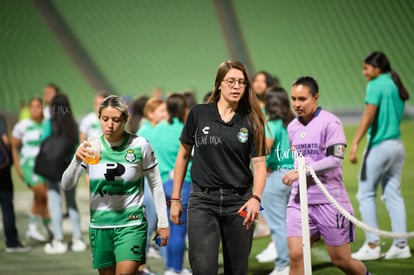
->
<box><xmin>219</xmin><ymin>110</ymin><xmax>234</xmax><ymax>122</ymax></box>
<box><xmin>218</xmin><ymin>101</ymin><xmax>236</xmax><ymax>122</ymax></box>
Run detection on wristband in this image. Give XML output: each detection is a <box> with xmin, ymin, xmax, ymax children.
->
<box><xmin>250</xmin><ymin>195</ymin><xmax>261</xmax><ymax>203</ymax></box>
<box><xmin>170</xmin><ymin>198</ymin><xmax>182</xmax><ymax>203</ymax></box>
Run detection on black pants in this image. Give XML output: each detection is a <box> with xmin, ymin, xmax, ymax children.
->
<box><xmin>0</xmin><ymin>167</ymin><xmax>20</xmax><ymax>247</ymax></box>
<box><xmin>187</xmin><ymin>186</ymin><xmax>254</xmax><ymax>275</ymax></box>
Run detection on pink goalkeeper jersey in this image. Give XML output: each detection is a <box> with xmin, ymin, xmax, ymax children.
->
<box><xmin>287</xmin><ymin>108</ymin><xmax>350</xmax><ymax>205</ymax></box>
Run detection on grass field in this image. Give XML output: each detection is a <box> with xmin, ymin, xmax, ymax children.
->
<box><xmin>0</xmin><ymin>120</ymin><xmax>413</xmax><ymax>274</ymax></box>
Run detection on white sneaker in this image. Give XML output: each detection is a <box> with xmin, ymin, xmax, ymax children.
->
<box><xmin>384</xmin><ymin>245</ymin><xmax>411</xmax><ymax>259</ymax></box>
<box><xmin>44</xmin><ymin>240</ymin><xmax>68</xmax><ymax>254</ymax></box>
<box><xmin>351</xmin><ymin>243</ymin><xmax>381</xmax><ymax>261</ymax></box>
<box><xmin>164</xmin><ymin>270</ymin><xmax>180</xmax><ymax>275</ymax></box>
<box><xmin>256</xmin><ymin>241</ymin><xmax>277</xmax><ymax>263</ymax></box>
<box><xmin>71</xmin><ymin>238</ymin><xmax>87</xmax><ymax>252</ymax></box>
<box><xmin>26</xmin><ymin>226</ymin><xmax>46</xmax><ymax>242</ymax></box>
<box><xmin>147</xmin><ymin>246</ymin><xmax>161</xmax><ymax>259</ymax></box>
<box><xmin>139</xmin><ymin>266</ymin><xmax>157</xmax><ymax>275</ymax></box>
<box><xmin>269</xmin><ymin>266</ymin><xmax>289</xmax><ymax>275</ymax></box>
<box><xmin>164</xmin><ymin>269</ymin><xmax>192</xmax><ymax>275</ymax></box>
<box><xmin>254</xmin><ymin>222</ymin><xmax>270</xmax><ymax>238</ymax></box>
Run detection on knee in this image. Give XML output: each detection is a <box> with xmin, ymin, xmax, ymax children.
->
<box><xmin>289</xmin><ymin>249</ymin><xmax>303</xmax><ymax>265</ymax></box>
<box><xmin>331</xmin><ymin>257</ymin><xmax>350</xmax><ymax>270</ymax></box>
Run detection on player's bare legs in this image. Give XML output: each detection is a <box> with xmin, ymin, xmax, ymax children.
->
<box><xmin>326</xmin><ymin>243</ymin><xmax>367</xmax><ymax>275</ymax></box>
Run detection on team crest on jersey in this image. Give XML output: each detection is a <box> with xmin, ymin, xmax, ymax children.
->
<box><xmin>238</xmin><ymin>127</ymin><xmax>249</xmax><ymax>143</ymax></box>
<box><xmin>125</xmin><ymin>149</ymin><xmax>136</xmax><ymax>162</ymax></box>
<box><xmin>299</xmin><ymin>130</ymin><xmax>306</xmax><ymax>139</ymax></box>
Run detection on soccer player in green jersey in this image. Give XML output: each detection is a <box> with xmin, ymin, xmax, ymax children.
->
<box><xmin>62</xmin><ymin>95</ymin><xmax>169</xmax><ymax>275</ymax></box>
<box><xmin>11</xmin><ymin>97</ymin><xmax>51</xmax><ymax>242</ymax></box>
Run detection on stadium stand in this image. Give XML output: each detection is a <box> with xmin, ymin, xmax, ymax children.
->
<box><xmin>235</xmin><ymin>0</ymin><xmax>414</xmax><ymax>111</ymax></box>
<box><xmin>52</xmin><ymin>0</ymin><xmax>229</xmax><ymax>100</ymax></box>
<box><xmin>1</xmin><ymin>0</ymin><xmax>413</xmax><ymax>121</ymax></box>
<box><xmin>0</xmin><ymin>0</ymin><xmax>93</xmax><ymax>119</ymax></box>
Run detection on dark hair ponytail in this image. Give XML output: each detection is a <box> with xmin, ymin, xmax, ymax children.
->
<box><xmin>390</xmin><ymin>71</ymin><xmax>409</xmax><ymax>101</ymax></box>
<box><xmin>364</xmin><ymin>51</ymin><xmax>409</xmax><ymax>101</ymax></box>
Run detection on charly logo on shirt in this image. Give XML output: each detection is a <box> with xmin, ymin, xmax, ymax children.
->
<box><xmin>125</xmin><ymin>149</ymin><xmax>136</xmax><ymax>162</ymax></box>
<box><xmin>237</xmin><ymin>127</ymin><xmax>248</xmax><ymax>143</ymax></box>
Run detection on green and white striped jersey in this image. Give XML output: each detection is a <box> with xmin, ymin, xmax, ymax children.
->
<box><xmin>88</xmin><ymin>132</ymin><xmax>158</xmax><ymax>228</ymax></box>
<box><xmin>12</xmin><ymin>118</ymin><xmax>43</xmax><ymax>165</ymax></box>
<box><xmin>79</xmin><ymin>112</ymin><xmax>102</xmax><ymax>138</ymax></box>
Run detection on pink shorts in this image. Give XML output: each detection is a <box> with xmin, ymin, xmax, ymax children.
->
<box><xmin>286</xmin><ymin>202</ymin><xmax>355</xmax><ymax>246</ymax></box>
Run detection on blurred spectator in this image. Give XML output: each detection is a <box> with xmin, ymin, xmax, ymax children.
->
<box><xmin>11</xmin><ymin>97</ymin><xmax>52</xmax><ymax>242</ymax></box>
<box><xmin>257</xmin><ymin>86</ymin><xmax>295</xmax><ymax>274</ymax></box>
<box><xmin>203</xmin><ymin>91</ymin><xmax>213</xmax><ymax>103</ymax></box>
<box><xmin>41</xmin><ymin>93</ymin><xmax>86</xmax><ymax>254</ymax></box>
<box><xmin>151</xmin><ymin>93</ymin><xmax>192</xmax><ymax>275</ymax></box>
<box><xmin>0</xmin><ymin>113</ymin><xmax>31</xmax><ymax>253</ymax></box>
<box><xmin>251</xmin><ymin>70</ymin><xmax>281</xmax><ymax>239</ymax></box>
<box><xmin>350</xmin><ymin>51</ymin><xmax>411</xmax><ymax>261</ymax></box>
<box><xmin>252</xmin><ymin>71</ymin><xmax>279</xmax><ymax>111</ymax></box>
<box><xmin>183</xmin><ymin>91</ymin><xmax>198</xmax><ymax>109</ymax></box>
<box><xmin>128</xmin><ymin>95</ymin><xmax>149</xmax><ymax>133</ymax></box>
<box><xmin>136</xmin><ymin>97</ymin><xmax>168</xmax><ymax>273</ymax></box>
<box><xmin>18</xmin><ymin>100</ymin><xmax>30</xmax><ymax>121</ymax></box>
<box><xmin>43</xmin><ymin>83</ymin><xmax>60</xmax><ymax>119</ymax></box>
<box><xmin>79</xmin><ymin>91</ymin><xmax>110</xmax><ymax>142</ymax></box>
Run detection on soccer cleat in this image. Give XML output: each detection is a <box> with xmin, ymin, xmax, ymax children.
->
<box><xmin>351</xmin><ymin>243</ymin><xmax>381</xmax><ymax>261</ymax></box>
<box><xmin>256</xmin><ymin>241</ymin><xmax>277</xmax><ymax>263</ymax></box>
<box><xmin>71</xmin><ymin>238</ymin><xmax>87</xmax><ymax>252</ymax></box>
<box><xmin>44</xmin><ymin>239</ymin><xmax>68</xmax><ymax>254</ymax></box>
<box><xmin>269</xmin><ymin>266</ymin><xmax>289</xmax><ymax>275</ymax></box>
<box><xmin>384</xmin><ymin>245</ymin><xmax>411</xmax><ymax>259</ymax></box>
<box><xmin>5</xmin><ymin>243</ymin><xmax>31</xmax><ymax>253</ymax></box>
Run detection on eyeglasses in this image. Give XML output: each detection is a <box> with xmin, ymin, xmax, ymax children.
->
<box><xmin>222</xmin><ymin>78</ymin><xmax>247</xmax><ymax>87</ymax></box>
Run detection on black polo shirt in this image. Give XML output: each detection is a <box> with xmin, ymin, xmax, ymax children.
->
<box><xmin>180</xmin><ymin>102</ymin><xmax>260</xmax><ymax>189</ymax></box>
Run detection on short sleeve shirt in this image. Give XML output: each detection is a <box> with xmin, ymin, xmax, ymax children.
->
<box><xmin>151</xmin><ymin>117</ymin><xmax>192</xmax><ymax>183</ymax></box>
<box><xmin>287</xmin><ymin>109</ymin><xmax>349</xmax><ymax>204</ymax></box>
<box><xmin>180</xmin><ymin>103</ymin><xmax>262</xmax><ymax>189</ymax></box>
<box><xmin>266</xmin><ymin>119</ymin><xmax>294</xmax><ymax>171</ymax></box>
<box><xmin>137</xmin><ymin>120</ymin><xmax>155</xmax><ymax>143</ymax></box>
<box><xmin>79</xmin><ymin>112</ymin><xmax>102</xmax><ymax>138</ymax></box>
<box><xmin>12</xmin><ymin>118</ymin><xmax>43</xmax><ymax>165</ymax></box>
<box><xmin>365</xmin><ymin>73</ymin><xmax>404</xmax><ymax>147</ymax></box>
<box><xmin>88</xmin><ymin>132</ymin><xmax>157</xmax><ymax>228</ymax></box>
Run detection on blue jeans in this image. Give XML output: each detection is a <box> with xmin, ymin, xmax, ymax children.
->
<box><xmin>162</xmin><ymin>179</ymin><xmax>191</xmax><ymax>272</ymax></box>
<box><xmin>187</xmin><ymin>185</ymin><xmax>254</xmax><ymax>275</ymax></box>
<box><xmin>47</xmin><ymin>180</ymin><xmax>82</xmax><ymax>240</ymax></box>
<box><xmin>357</xmin><ymin>139</ymin><xmax>407</xmax><ymax>245</ymax></box>
<box><xmin>261</xmin><ymin>170</ymin><xmax>291</xmax><ymax>269</ymax></box>
<box><xmin>144</xmin><ymin>179</ymin><xmax>157</xmax><ymax>251</ymax></box>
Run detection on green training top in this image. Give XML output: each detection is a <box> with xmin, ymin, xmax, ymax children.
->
<box><xmin>365</xmin><ymin>73</ymin><xmax>404</xmax><ymax>148</ymax></box>
<box><xmin>265</xmin><ymin>119</ymin><xmax>294</xmax><ymax>171</ymax></box>
<box><xmin>151</xmin><ymin>117</ymin><xmax>192</xmax><ymax>183</ymax></box>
